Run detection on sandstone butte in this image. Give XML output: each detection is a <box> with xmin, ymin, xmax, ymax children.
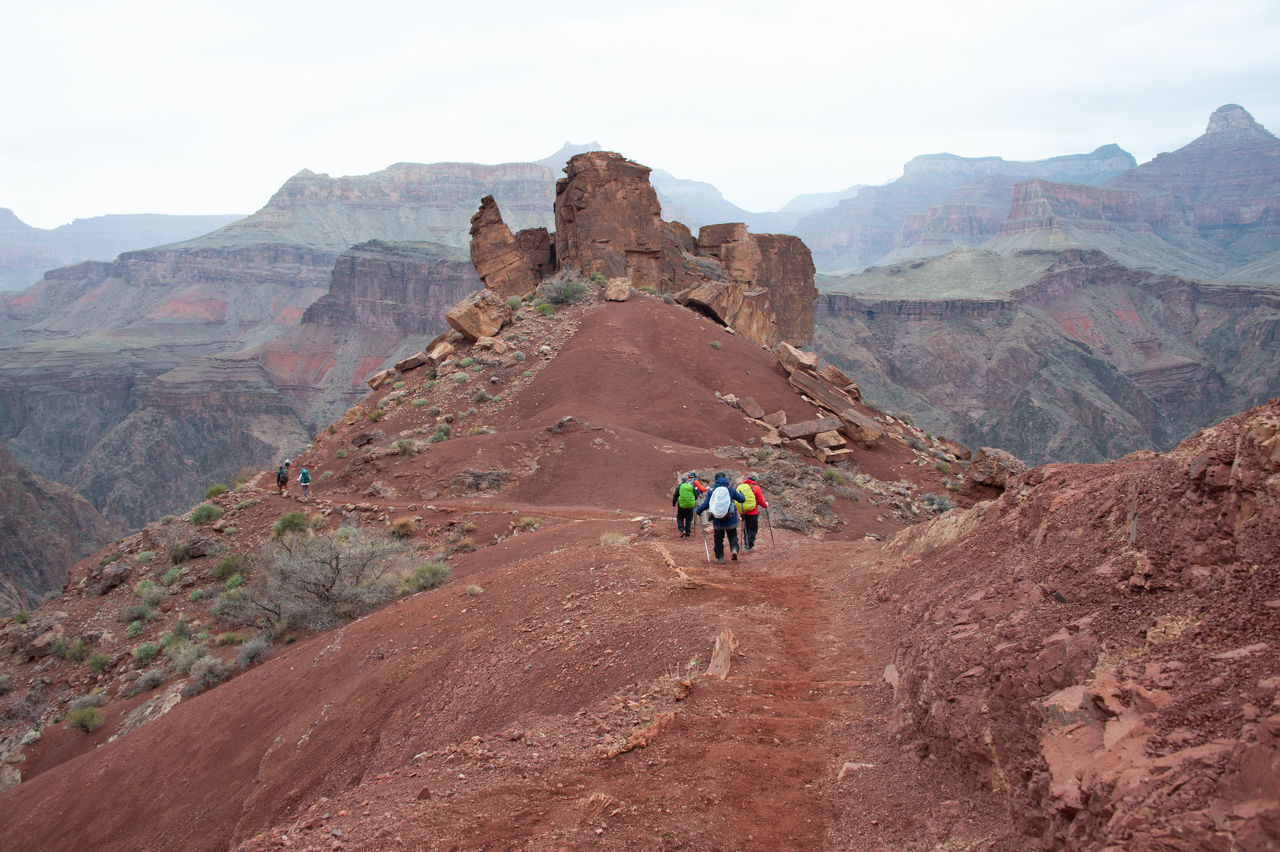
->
<box><xmin>470</xmin><ymin>150</ymin><xmax>818</xmax><ymax>349</ymax></box>
<box><xmin>0</xmin><ymin>272</ymin><xmax>1276</xmax><ymax>850</ymax></box>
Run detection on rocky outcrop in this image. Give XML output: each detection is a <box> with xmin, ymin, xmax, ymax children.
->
<box><xmin>886</xmin><ymin>399</ymin><xmax>1280</xmax><ymax>848</ymax></box>
<box><xmin>446</xmin><ymin>289</ymin><xmax>512</xmax><ymax>341</ymax></box>
<box><xmin>0</xmin><ymin>441</ymin><xmax>115</xmax><ymax>608</ymax></box>
<box><xmin>474</xmin><ymin>152</ymin><xmax>817</xmax><ymax>348</ymax></box>
<box><xmin>967</xmin><ymin>446</ymin><xmax>1027</xmax><ymax>489</ymax></box>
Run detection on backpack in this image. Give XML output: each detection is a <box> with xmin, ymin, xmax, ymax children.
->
<box><xmin>709</xmin><ymin>485</ymin><xmax>732</xmax><ymax>519</ymax></box>
<box><xmin>299</xmin><ymin>470</ymin><xmax>311</xmax><ymax>485</ymax></box>
<box><xmin>737</xmin><ymin>482</ymin><xmax>756</xmax><ymax>512</ymax></box>
<box><xmin>677</xmin><ymin>481</ymin><xmax>696</xmax><ymax>508</ymax></box>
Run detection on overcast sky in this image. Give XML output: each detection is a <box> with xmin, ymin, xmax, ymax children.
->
<box><xmin>5</xmin><ymin>0</ymin><xmax>1279</xmax><ymax>228</ymax></box>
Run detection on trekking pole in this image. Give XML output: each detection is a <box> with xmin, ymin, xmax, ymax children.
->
<box><xmin>701</xmin><ymin>515</ymin><xmax>711</xmax><ymax>563</ymax></box>
<box><xmin>765</xmin><ymin>506</ymin><xmax>776</xmax><ymax>548</ymax></box>
<box><xmin>672</xmin><ymin>508</ymin><xmax>678</xmax><ymax>536</ymax></box>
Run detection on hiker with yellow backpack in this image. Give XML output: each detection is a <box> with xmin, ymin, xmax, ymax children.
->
<box><xmin>737</xmin><ymin>473</ymin><xmax>768</xmax><ymax>551</ymax></box>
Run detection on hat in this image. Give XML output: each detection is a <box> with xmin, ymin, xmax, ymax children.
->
<box><xmin>747</xmin><ymin>473</ymin><xmax>757</xmax><ymax>481</ymax></box>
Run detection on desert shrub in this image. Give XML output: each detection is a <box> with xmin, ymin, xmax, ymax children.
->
<box><xmin>512</xmin><ymin>350</ymin><xmax>525</xmax><ymax>363</ymax></box>
<box><xmin>709</xmin><ymin>340</ymin><xmax>722</xmax><ymax>350</ymax></box>
<box><xmin>450</xmin><ymin>372</ymin><xmax>470</xmax><ymax>384</ymax></box>
<box><xmin>166</xmin><ymin>642</ymin><xmax>209</xmax><ymax>675</ymax></box>
<box><xmin>590</xmin><ymin>272</ymin><xmax>607</xmax><ymax>287</ymax></box>
<box><xmin>327</xmin><ymin>423</ymin><xmax>337</xmax><ymax>434</ymax></box>
<box><xmin>161</xmin><ymin>515</ymin><xmax>174</xmax><ymax>524</ymax></box>
<box><xmin>191</xmin><ymin>503</ymin><xmax>223</xmax><ymax>526</ymax></box>
<box><xmin>897</xmin><ymin>413</ymin><xmax>913</xmax><ymax>425</ymax></box>
<box><xmin>393</xmin><ymin>380</ymin><xmax>406</xmax><ymax>390</ymax></box>
<box><xmin>935</xmin><ymin>460</ymin><xmax>953</xmax><ymax>474</ymax></box>
<box><xmin>320</xmin><ymin>471</ymin><xmax>334</xmax><ymax>480</ymax></box>
<box><xmin>160</xmin><ymin>567</ymin><xmax>182</xmax><ymax>586</ymax></box>
<box><xmin>401</xmin><ymin>562</ymin><xmax>450</xmax><ymax>594</ymax></box>
<box><xmin>467</xmin><ymin>584</ymin><xmax>484</xmax><ymax>596</ymax></box>
<box><xmin>225</xmin><ymin>527</ymin><xmax>418</xmax><ymax>632</ymax></box>
<box><xmin>367</xmin><ymin>409</ymin><xmax>385</xmax><ymax>422</ymax></box>
<box><xmin>135</xmin><ymin>551</ymin><xmax>155</xmax><ymax>564</ymax></box>
<box><xmin>506</xmin><ymin>296</ymin><xmax>521</xmax><ymax>309</ymax></box>
<box><xmin>189</xmin><ymin>589</ymin><xmax>206</xmax><ymax>602</ymax></box>
<box><xmin>273</xmin><ymin>512</ymin><xmax>309</xmax><ymax>539</ymax></box>
<box><xmin>225</xmin><ymin>573</ymin><xmax>244</xmax><ymax>591</ymax></box>
<box><xmin>600</xmin><ymin>532</ymin><xmax>630</xmax><ymax>546</ymax></box>
<box><xmin>472</xmin><ymin>388</ymin><xmax>491</xmax><ymax>404</ymax></box>
<box><xmin>540</xmin><ymin>272</ymin><xmax>590</xmax><ymax>305</ymax></box>
<box><xmin>427</xmin><ymin>405</ymin><xmax>441</xmax><ymax>415</ymax></box>
<box><xmin>211</xmin><ymin>587</ymin><xmax>248</xmax><ymax>619</ymax></box>
<box><xmin>133</xmin><ymin>643</ymin><xmax>161</xmax><ymax>667</ymax></box>
<box><xmin>822</xmin><ymin>469</ymin><xmax>848</xmax><ymax>485</ymax></box>
<box><xmin>518</xmin><ymin>516</ymin><xmax>542</xmax><ymax>530</ymax></box>
<box><xmin>124</xmin><ymin>602</ymin><xmax>154</xmax><ymax>622</ymax></box>
<box><xmin>390</xmin><ymin>516</ymin><xmax>417</xmax><ymax>539</ymax></box>
<box><xmin>205</xmin><ymin>484</ymin><xmax>229</xmax><ymax>499</ymax></box>
<box><xmin>637</xmin><ymin>286</ymin><xmax>657</xmax><ymax>294</ymax></box>
<box><xmin>233</xmin><ymin>499</ymin><xmax>257</xmax><ymax>511</ymax></box>
<box><xmin>216</xmin><ymin>631</ymin><xmax>245</xmax><ymax>645</ymax></box>
<box><xmin>13</xmin><ymin>610</ymin><xmax>30</xmax><ymax>625</ymax></box>
<box><xmin>67</xmin><ymin>706</ymin><xmax>105</xmax><ymax>733</ymax></box>
<box><xmin>535</xmin><ymin>303</ymin><xmax>555</xmax><ymax>317</ymax></box>
<box><xmin>135</xmin><ymin>580</ymin><xmax>164</xmax><ymax>607</ymax></box>
<box><xmin>427</xmin><ymin>425</ymin><xmax>451</xmax><ymax>444</ymax></box>
<box><xmin>188</xmin><ymin>656</ymin><xmax>229</xmax><ymax>693</ymax></box>
<box><xmin>129</xmin><ymin>669</ymin><xmax>165</xmax><ymax>695</ymax></box>
<box><xmin>99</xmin><ymin>552</ymin><xmax>120</xmax><ymax>567</ymax></box>
<box><xmin>448</xmin><ymin>537</ymin><xmax>475</xmax><ymax>554</ymax></box>
<box><xmin>906</xmin><ymin>437</ymin><xmax>926</xmax><ymax>452</ymax></box>
<box><xmin>412</xmin><ymin>398</ymin><xmax>429</xmax><ymax>408</ymax></box>
<box><xmin>68</xmin><ymin>691</ymin><xmax>108</xmax><ymax>712</ymax></box>
<box><xmin>214</xmin><ymin>553</ymin><xmax>246</xmax><ymax>580</ymax></box>
<box><xmin>921</xmin><ymin>493</ymin><xmax>956</xmax><ymax>513</ymax></box>
<box><xmin>470</xmin><ymin>363</ymin><xmax>484</xmax><ymax>373</ymax></box>
<box><xmin>335</xmin><ymin>449</ymin><xmax>348</xmax><ymax>459</ymax></box>
<box><xmin>63</xmin><ymin>637</ymin><xmax>92</xmax><ymax>662</ymax></box>
<box><xmin>663</xmin><ymin>293</ymin><xmax>676</xmax><ymax>305</ymax></box>
<box><xmin>125</xmin><ymin>619</ymin><xmax>145</xmax><ymax>638</ymax></box>
<box><xmin>457</xmin><ymin>357</ymin><xmax>475</xmax><ymax>368</ymax></box>
<box><xmin>394</xmin><ymin>438</ymin><xmax>417</xmax><ymax>456</ymax></box>
<box><xmin>237</xmin><ymin>636</ymin><xmax>271</xmax><ymax>669</ymax></box>
<box><xmin>87</xmin><ymin>652</ymin><xmax>111</xmax><ymax>673</ymax></box>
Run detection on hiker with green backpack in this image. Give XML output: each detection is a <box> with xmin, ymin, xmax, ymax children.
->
<box><xmin>695</xmin><ymin>471</ymin><xmax>746</xmax><ymax>563</ymax></box>
<box><xmin>672</xmin><ymin>474</ymin><xmax>698</xmax><ymax>538</ymax></box>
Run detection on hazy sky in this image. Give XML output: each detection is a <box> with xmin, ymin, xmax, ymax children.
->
<box><xmin>5</xmin><ymin>0</ymin><xmax>1279</xmax><ymax>228</ymax></box>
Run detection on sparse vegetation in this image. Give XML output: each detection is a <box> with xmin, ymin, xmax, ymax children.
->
<box><xmin>237</xmin><ymin>636</ymin><xmax>271</xmax><ymax>668</ymax></box>
<box><xmin>412</xmin><ymin>398</ymin><xmax>429</xmax><ymax>407</ymax></box>
<box><xmin>87</xmin><ymin>652</ymin><xmax>111</xmax><ymax>673</ymax></box>
<box><xmin>663</xmin><ymin>293</ymin><xmax>676</xmax><ymax>305</ymax></box>
<box><xmin>123</xmin><ymin>603</ymin><xmax>154</xmax><ymax>623</ymax></box>
<box><xmin>130</xmin><ymin>669</ymin><xmax>165</xmax><ymax>695</ymax></box>
<box><xmin>13</xmin><ymin>610</ymin><xmax>30</xmax><ymax>625</ymax></box>
<box><xmin>191</xmin><ymin>503</ymin><xmax>223</xmax><ymax>526</ymax></box>
<box><xmin>394</xmin><ymin>438</ymin><xmax>417</xmax><ymax>456</ymax></box>
<box><xmin>451</xmin><ymin>372</ymin><xmax>470</xmax><ymax>383</ymax></box>
<box><xmin>368</xmin><ymin>409</ymin><xmax>385</xmax><ymax>422</ymax></box>
<box><xmin>753</xmin><ymin>448</ymin><xmax>771</xmax><ymax>462</ymax></box>
<box><xmin>214</xmin><ymin>552</ymin><xmax>246</xmax><ymax>579</ymax></box>
<box><xmin>600</xmin><ymin>532</ymin><xmax>630</xmax><ymax>546</ymax></box>
<box><xmin>320</xmin><ymin>471</ymin><xmax>334</xmax><ymax>480</ymax></box>
<box><xmin>125</xmin><ymin>619</ymin><xmax>145</xmax><ymax>638</ymax></box>
<box><xmin>935</xmin><ymin>460</ymin><xmax>953</xmax><ymax>474</ymax></box>
<box><xmin>133</xmin><ymin>643</ymin><xmax>161</xmax><ymax>667</ymax></box>
<box><xmin>822</xmin><ymin>469</ymin><xmax>848</xmax><ymax>485</ymax></box>
<box><xmin>234</xmin><ymin>499</ymin><xmax>257</xmax><ymax>511</ymax></box>
<box><xmin>99</xmin><ymin>552</ymin><xmax>120</xmax><ymax>567</ymax></box>
<box><xmin>189</xmin><ymin>589</ymin><xmax>207</xmax><ymax>602</ymax></box>
<box><xmin>188</xmin><ymin>656</ymin><xmax>229</xmax><ymax>693</ymax></box>
<box><xmin>273</xmin><ymin>512</ymin><xmax>309</xmax><ymax>539</ymax></box>
<box><xmin>590</xmin><ymin>272</ymin><xmax>607</xmax><ymax>287</ymax></box>
<box><xmin>206</xmin><ymin>484</ymin><xmax>229</xmax><ymax>499</ymax></box>
<box><xmin>67</xmin><ymin>706</ymin><xmax>106</xmax><ymax>733</ymax></box>
<box><xmin>135</xmin><ymin>579</ymin><xmax>164</xmax><ymax>607</ymax></box>
<box><xmin>906</xmin><ymin>437</ymin><xmax>926</xmax><ymax>452</ymax></box>
<box><xmin>506</xmin><ymin>296</ymin><xmax>522</xmax><ymax>309</ymax></box>
<box><xmin>709</xmin><ymin>340</ymin><xmax>722</xmax><ymax>350</ymax></box>
<box><xmin>518</xmin><ymin>516</ymin><xmax>542</xmax><ymax>530</ymax></box>
<box><xmin>898</xmin><ymin>413</ymin><xmax>913</xmax><ymax>425</ymax></box>
<box><xmin>638</xmin><ymin>286</ymin><xmax>657</xmax><ymax>295</ymax></box>
<box><xmin>458</xmin><ymin>357</ymin><xmax>475</xmax><ymax>368</ymax></box>
<box><xmin>166</xmin><ymin>642</ymin><xmax>209</xmax><ymax>675</ymax></box>
<box><xmin>427</xmin><ymin>423</ymin><xmax>451</xmax><ymax>443</ymax></box>
<box><xmin>920</xmin><ymin>493</ymin><xmax>956</xmax><ymax>513</ymax></box>
<box><xmin>535</xmin><ymin>303</ymin><xmax>556</xmax><ymax>317</ymax></box>
<box><xmin>467</xmin><ymin>584</ymin><xmax>484</xmax><ymax>596</ymax></box>
<box><xmin>393</xmin><ymin>380</ymin><xmax>406</xmax><ymax>390</ymax></box>
<box><xmin>390</xmin><ymin>516</ymin><xmax>417</xmax><ymax>539</ymax></box>
<box><xmin>160</xmin><ymin>567</ymin><xmax>183</xmax><ymax>586</ymax></box>
<box><xmin>335</xmin><ymin>449</ymin><xmax>348</xmax><ymax>459</ymax></box>
<box><xmin>512</xmin><ymin>351</ymin><xmax>525</xmax><ymax>363</ymax></box>
<box><xmin>135</xmin><ymin>551</ymin><xmax>155</xmax><ymax>564</ymax></box>
<box><xmin>539</xmin><ymin>271</ymin><xmax>589</xmax><ymax>305</ymax></box>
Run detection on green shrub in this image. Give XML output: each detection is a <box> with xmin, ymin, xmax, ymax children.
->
<box><xmin>709</xmin><ymin>340</ymin><xmax>722</xmax><ymax>350</ymax></box>
<box><xmin>427</xmin><ymin>405</ymin><xmax>441</xmax><ymax>415</ymax></box>
<box><xmin>135</xmin><ymin>551</ymin><xmax>155</xmax><ymax>564</ymax></box>
<box><xmin>225</xmin><ymin>573</ymin><xmax>244</xmax><ymax>591</ymax></box>
<box><xmin>394</xmin><ymin>438</ymin><xmax>417</xmax><ymax>456</ymax></box>
<box><xmin>542</xmin><ymin>277</ymin><xmax>588</xmax><ymax>304</ymax></box>
<box><xmin>233</xmin><ymin>499</ymin><xmax>257</xmax><ymax>511</ymax></box>
<box><xmin>467</xmin><ymin>584</ymin><xmax>484</xmax><ymax>596</ymax></box>
<box><xmin>367</xmin><ymin>409</ymin><xmax>385</xmax><ymax>422</ymax></box>
<box><xmin>189</xmin><ymin>589</ymin><xmax>206</xmax><ymax>602</ymax></box>
<box><xmin>167</xmin><ymin>642</ymin><xmax>209</xmax><ymax>675</ymax></box>
<box><xmin>450</xmin><ymin>372</ymin><xmax>470</xmax><ymax>384</ymax></box>
<box><xmin>205</xmin><ymin>484</ymin><xmax>229</xmax><ymax>499</ymax></box>
<box><xmin>13</xmin><ymin>610</ymin><xmax>29</xmax><ymax>624</ymax></box>
<box><xmin>512</xmin><ymin>351</ymin><xmax>525</xmax><ymax>363</ymax></box>
<box><xmin>518</xmin><ymin>516</ymin><xmax>542</xmax><ymax>530</ymax></box>
<box><xmin>50</xmin><ymin>638</ymin><xmax>70</xmax><ymax>659</ymax></box>
<box><xmin>393</xmin><ymin>380</ymin><xmax>406</xmax><ymax>390</ymax></box>
<box><xmin>124</xmin><ymin>601</ymin><xmax>155</xmax><ymax>621</ymax></box>
<box><xmin>906</xmin><ymin>437</ymin><xmax>926</xmax><ymax>452</ymax></box>
<box><xmin>327</xmin><ymin>423</ymin><xmax>337</xmax><ymax>434</ymax></box>
<box><xmin>935</xmin><ymin>460</ymin><xmax>953</xmax><ymax>474</ymax></box>
<box><xmin>213</xmin><ymin>553</ymin><xmax>245</xmax><ymax>579</ymax></box>
<box><xmin>98</xmin><ymin>552</ymin><xmax>120</xmax><ymax>567</ymax></box>
<box><xmin>191</xmin><ymin>503</ymin><xmax>223</xmax><ymax>526</ymax></box>
<box><xmin>273</xmin><ymin>512</ymin><xmax>309</xmax><ymax>539</ymax></box>
<box><xmin>637</xmin><ymin>286</ymin><xmax>657</xmax><ymax>294</ymax></box>
<box><xmin>535</xmin><ymin>303</ymin><xmax>555</xmax><ymax>317</ymax></box>
<box><xmin>898</xmin><ymin>413</ymin><xmax>913</xmax><ymax>426</ymax></box>
<box><xmin>921</xmin><ymin>493</ymin><xmax>956</xmax><ymax>513</ymax></box>
<box><xmin>663</xmin><ymin>293</ymin><xmax>676</xmax><ymax>305</ymax></box>
<box><xmin>86</xmin><ymin>652</ymin><xmax>111</xmax><ymax>673</ymax></box>
<box><xmin>125</xmin><ymin>619</ymin><xmax>145</xmax><ymax>638</ymax></box>
<box><xmin>822</xmin><ymin>469</ymin><xmax>848</xmax><ymax>485</ymax></box>
<box><xmin>133</xmin><ymin>643</ymin><xmax>161</xmax><ymax>667</ymax></box>
<box><xmin>412</xmin><ymin>398</ymin><xmax>429</xmax><ymax>408</ymax></box>
<box><xmin>215</xmin><ymin>632</ymin><xmax>245</xmax><ymax>645</ymax></box>
<box><xmin>401</xmin><ymin>562</ymin><xmax>450</xmax><ymax>594</ymax></box>
<box><xmin>67</xmin><ymin>706</ymin><xmax>106</xmax><ymax>733</ymax></box>
<box><xmin>390</xmin><ymin>516</ymin><xmax>416</xmax><ymax>539</ymax></box>
<box><xmin>160</xmin><ymin>567</ymin><xmax>183</xmax><ymax>586</ymax></box>
<box><xmin>506</xmin><ymin>296</ymin><xmax>522</xmax><ymax>309</ymax></box>
<box><xmin>457</xmin><ymin>357</ymin><xmax>475</xmax><ymax>368</ymax></box>
<box><xmin>64</xmin><ymin>637</ymin><xmax>92</xmax><ymax>662</ymax></box>
<box><xmin>335</xmin><ymin>449</ymin><xmax>348</xmax><ymax>459</ymax></box>
<box><xmin>135</xmin><ymin>580</ymin><xmax>164</xmax><ymax>606</ymax></box>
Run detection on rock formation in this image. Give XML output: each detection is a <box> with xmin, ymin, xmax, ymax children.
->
<box><xmin>470</xmin><ymin>151</ymin><xmax>817</xmax><ymax>349</ymax></box>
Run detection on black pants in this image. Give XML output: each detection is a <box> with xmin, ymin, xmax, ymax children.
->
<box><xmin>676</xmin><ymin>507</ymin><xmax>693</xmax><ymax>535</ymax></box>
<box><xmin>713</xmin><ymin>526</ymin><xmax>739</xmax><ymax>559</ymax></box>
<box><xmin>742</xmin><ymin>513</ymin><xmax>759</xmax><ymax>549</ymax></box>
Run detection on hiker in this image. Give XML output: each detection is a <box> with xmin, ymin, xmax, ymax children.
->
<box><xmin>696</xmin><ymin>471</ymin><xmax>745</xmax><ymax>563</ymax></box>
<box><xmin>737</xmin><ymin>473</ymin><xmax>768</xmax><ymax>551</ymax></box>
<box><xmin>688</xmin><ymin>471</ymin><xmax>709</xmax><ymax>522</ymax></box>
<box><xmin>298</xmin><ymin>467</ymin><xmax>312</xmax><ymax>499</ymax></box>
<box><xmin>672</xmin><ymin>474</ymin><xmax>697</xmax><ymax>538</ymax></box>
<box><xmin>275</xmin><ymin>464</ymin><xmax>288</xmax><ymax>496</ymax></box>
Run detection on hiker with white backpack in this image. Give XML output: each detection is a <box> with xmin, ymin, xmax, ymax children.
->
<box><xmin>695</xmin><ymin>471</ymin><xmax>746</xmax><ymax>563</ymax></box>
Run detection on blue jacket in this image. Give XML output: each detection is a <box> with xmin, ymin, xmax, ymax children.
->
<box><xmin>696</xmin><ymin>475</ymin><xmax>745</xmax><ymax>529</ymax></box>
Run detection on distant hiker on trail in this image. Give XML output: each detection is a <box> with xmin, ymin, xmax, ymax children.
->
<box><xmin>672</xmin><ymin>474</ymin><xmax>697</xmax><ymax>538</ymax></box>
<box><xmin>276</xmin><ymin>465</ymin><xmax>288</xmax><ymax>496</ymax></box>
<box><xmin>696</xmin><ymin>471</ymin><xmax>745</xmax><ymax>563</ymax></box>
<box><xmin>737</xmin><ymin>473</ymin><xmax>767</xmax><ymax>551</ymax></box>
<box><xmin>688</xmin><ymin>471</ymin><xmax>709</xmax><ymax>521</ymax></box>
<box><xmin>298</xmin><ymin>467</ymin><xmax>311</xmax><ymax>499</ymax></box>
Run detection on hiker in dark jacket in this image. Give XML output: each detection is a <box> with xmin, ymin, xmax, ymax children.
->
<box><xmin>275</xmin><ymin>465</ymin><xmax>288</xmax><ymax>496</ymax></box>
<box><xmin>695</xmin><ymin>471</ymin><xmax>745</xmax><ymax>563</ymax></box>
<box><xmin>672</xmin><ymin>474</ymin><xmax>697</xmax><ymax>538</ymax></box>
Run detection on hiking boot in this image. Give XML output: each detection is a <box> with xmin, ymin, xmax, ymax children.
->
<box><xmin>715</xmin><ymin>557</ymin><xmax>726</xmax><ymax>564</ymax></box>
<box><xmin>731</xmin><ymin>551</ymin><xmax>738</xmax><ymax>561</ymax></box>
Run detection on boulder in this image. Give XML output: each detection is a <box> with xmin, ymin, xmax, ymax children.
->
<box><xmin>783</xmin><ymin>438</ymin><xmax>817</xmax><ymax>458</ymax></box>
<box><xmin>820</xmin><ymin>365</ymin><xmax>861</xmax><ymax>401</ymax></box>
<box><xmin>680</xmin><ymin>280</ymin><xmax>780</xmax><ymax>349</ymax></box>
<box><xmin>394</xmin><ymin>353</ymin><xmax>427</xmax><ymax>373</ymax></box>
<box><xmin>763</xmin><ymin>410</ymin><xmax>788</xmax><ymax>428</ymax></box>
<box><xmin>814</xmin><ymin>430</ymin><xmax>846</xmax><ymax>450</ymax></box>
<box><xmin>837</xmin><ymin>408</ymin><xmax>883</xmax><ymax>449</ymax></box>
<box><xmin>788</xmin><ymin>368</ymin><xmax>856</xmax><ymax>415</ymax></box>
<box><xmin>446</xmin><ymin>289</ymin><xmax>512</xmax><ymax>341</ymax></box>
<box><xmin>776</xmin><ymin>342</ymin><xmax>817</xmax><ymax>374</ymax></box>
<box><xmin>98</xmin><ymin>563</ymin><xmax>130</xmax><ymax>595</ymax></box>
<box><xmin>366</xmin><ymin>368</ymin><xmax>395</xmax><ymax>390</ymax></box>
<box><xmin>474</xmin><ymin>336</ymin><xmax>507</xmax><ymax>354</ymax></box>
<box><xmin>426</xmin><ymin>340</ymin><xmax>454</xmax><ymax>367</ymax></box>
<box><xmin>697</xmin><ymin>226</ymin><xmax>817</xmax><ymax>344</ymax></box>
<box><xmin>969</xmin><ymin>446</ymin><xmax>1028</xmax><ymax>489</ymax></box>
<box><xmin>780</xmin><ymin>416</ymin><xmax>842</xmax><ymax>440</ymax></box>
<box><xmin>604</xmin><ymin>279</ymin><xmax>632</xmax><ymax>301</ymax></box>
<box><xmin>738</xmin><ymin>396</ymin><xmax>766</xmax><ymax>420</ymax></box>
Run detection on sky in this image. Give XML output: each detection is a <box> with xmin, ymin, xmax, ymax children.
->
<box><xmin>5</xmin><ymin>0</ymin><xmax>1280</xmax><ymax>229</ymax></box>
